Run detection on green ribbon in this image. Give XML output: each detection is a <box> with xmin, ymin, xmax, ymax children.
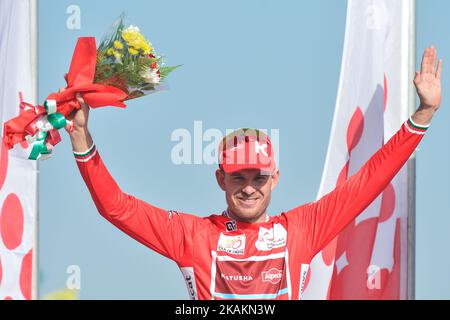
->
<box><xmin>28</xmin><ymin>131</ymin><xmax>52</xmax><ymax>160</ymax></box>
<box><xmin>47</xmin><ymin>113</ymin><xmax>67</xmax><ymax>130</ymax></box>
<box><xmin>44</xmin><ymin>100</ymin><xmax>57</xmax><ymax>114</ymax></box>
<box><xmin>28</xmin><ymin>100</ymin><xmax>68</xmax><ymax>160</ymax></box>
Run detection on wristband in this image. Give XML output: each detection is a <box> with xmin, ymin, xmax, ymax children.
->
<box><xmin>405</xmin><ymin>117</ymin><xmax>429</xmax><ymax>135</ymax></box>
<box><xmin>74</xmin><ymin>143</ymin><xmax>97</xmax><ymax>162</ymax></box>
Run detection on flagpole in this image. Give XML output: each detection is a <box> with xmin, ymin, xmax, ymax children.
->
<box><xmin>30</xmin><ymin>0</ymin><xmax>39</xmax><ymax>301</ymax></box>
<box><xmin>407</xmin><ymin>0</ymin><xmax>416</xmax><ymax>301</ymax></box>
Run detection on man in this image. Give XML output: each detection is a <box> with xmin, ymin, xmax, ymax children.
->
<box><xmin>67</xmin><ymin>47</ymin><xmax>442</xmax><ymax>299</ymax></box>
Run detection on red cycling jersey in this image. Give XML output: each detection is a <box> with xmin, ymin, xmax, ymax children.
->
<box><xmin>74</xmin><ymin>119</ymin><xmax>427</xmax><ymax>300</ymax></box>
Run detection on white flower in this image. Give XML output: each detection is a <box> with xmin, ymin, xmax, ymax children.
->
<box><xmin>113</xmin><ymin>53</ymin><xmax>123</xmax><ymax>64</ymax></box>
<box><xmin>124</xmin><ymin>25</ymin><xmax>140</xmax><ymax>33</ymax></box>
<box><xmin>140</xmin><ymin>68</ymin><xmax>160</xmax><ymax>85</ymax></box>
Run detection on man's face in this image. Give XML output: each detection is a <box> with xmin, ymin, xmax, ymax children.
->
<box><xmin>216</xmin><ymin>168</ymin><xmax>279</xmax><ymax>223</ymax></box>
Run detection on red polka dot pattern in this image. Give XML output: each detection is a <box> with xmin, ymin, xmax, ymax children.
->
<box><xmin>1</xmin><ymin>193</ymin><xmax>24</xmax><ymax>250</ymax></box>
<box><xmin>20</xmin><ymin>250</ymin><xmax>33</xmax><ymax>300</ymax></box>
<box><xmin>310</xmin><ymin>72</ymin><xmax>402</xmax><ymax>300</ymax></box>
<box><xmin>0</xmin><ymin>137</ymin><xmax>33</xmax><ymax>300</ymax></box>
<box><xmin>346</xmin><ymin>107</ymin><xmax>364</xmax><ymax>154</ymax></box>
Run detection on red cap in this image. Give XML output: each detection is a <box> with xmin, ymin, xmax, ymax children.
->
<box><xmin>218</xmin><ymin>129</ymin><xmax>276</xmax><ymax>174</ymax></box>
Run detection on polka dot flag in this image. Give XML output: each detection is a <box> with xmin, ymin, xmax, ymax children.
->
<box><xmin>0</xmin><ymin>0</ymin><xmax>38</xmax><ymax>300</ymax></box>
<box><xmin>302</xmin><ymin>0</ymin><xmax>413</xmax><ymax>299</ymax></box>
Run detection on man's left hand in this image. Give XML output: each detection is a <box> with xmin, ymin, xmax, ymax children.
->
<box><xmin>412</xmin><ymin>46</ymin><xmax>443</xmax><ymax>125</ymax></box>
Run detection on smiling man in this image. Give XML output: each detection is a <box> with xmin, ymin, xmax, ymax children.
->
<box><xmin>216</xmin><ymin>128</ymin><xmax>279</xmax><ymax>224</ymax></box>
<box><xmin>67</xmin><ymin>47</ymin><xmax>442</xmax><ymax>299</ymax></box>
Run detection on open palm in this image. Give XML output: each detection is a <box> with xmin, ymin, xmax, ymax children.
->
<box><xmin>414</xmin><ymin>46</ymin><xmax>443</xmax><ymax>111</ymax></box>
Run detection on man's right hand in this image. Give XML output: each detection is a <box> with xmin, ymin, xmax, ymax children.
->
<box><xmin>59</xmin><ymin>88</ymin><xmax>94</xmax><ymax>152</ymax></box>
<box><xmin>71</xmin><ymin>93</ymin><xmax>90</xmax><ymax>131</ymax></box>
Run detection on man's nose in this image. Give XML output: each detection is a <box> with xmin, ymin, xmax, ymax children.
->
<box><xmin>242</xmin><ymin>185</ymin><xmax>256</xmax><ymax>195</ymax></box>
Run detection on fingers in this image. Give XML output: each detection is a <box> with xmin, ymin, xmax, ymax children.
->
<box><xmin>436</xmin><ymin>58</ymin><xmax>443</xmax><ymax>79</ymax></box>
<box><xmin>66</xmin><ymin>109</ymin><xmax>76</xmax><ymax>121</ymax></box>
<box><xmin>75</xmin><ymin>93</ymin><xmax>88</xmax><ymax>108</ymax></box>
<box><xmin>414</xmin><ymin>71</ymin><xmax>421</xmax><ymax>85</ymax></box>
<box><xmin>420</xmin><ymin>46</ymin><xmax>442</xmax><ymax>78</ymax></box>
<box><xmin>75</xmin><ymin>93</ymin><xmax>84</xmax><ymax>104</ymax></box>
<box><xmin>421</xmin><ymin>47</ymin><xmax>431</xmax><ymax>74</ymax></box>
<box><xmin>430</xmin><ymin>46</ymin><xmax>437</xmax><ymax>74</ymax></box>
<box><xmin>421</xmin><ymin>46</ymin><xmax>436</xmax><ymax>74</ymax></box>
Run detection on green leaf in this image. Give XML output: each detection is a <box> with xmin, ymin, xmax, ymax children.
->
<box><xmin>159</xmin><ymin>65</ymin><xmax>182</xmax><ymax>80</ymax></box>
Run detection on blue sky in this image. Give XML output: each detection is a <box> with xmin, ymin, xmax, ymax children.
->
<box><xmin>38</xmin><ymin>0</ymin><xmax>450</xmax><ymax>299</ymax></box>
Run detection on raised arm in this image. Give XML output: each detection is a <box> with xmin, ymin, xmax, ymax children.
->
<box><xmin>285</xmin><ymin>46</ymin><xmax>443</xmax><ymax>257</ymax></box>
<box><xmin>66</xmin><ymin>95</ymin><xmax>197</xmax><ymax>264</ymax></box>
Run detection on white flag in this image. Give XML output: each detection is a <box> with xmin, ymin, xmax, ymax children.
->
<box><xmin>302</xmin><ymin>0</ymin><xmax>414</xmax><ymax>300</ymax></box>
<box><xmin>0</xmin><ymin>0</ymin><xmax>38</xmax><ymax>300</ymax></box>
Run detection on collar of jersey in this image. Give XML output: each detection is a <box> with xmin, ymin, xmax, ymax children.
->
<box><xmin>221</xmin><ymin>209</ymin><xmax>271</xmax><ymax>230</ymax></box>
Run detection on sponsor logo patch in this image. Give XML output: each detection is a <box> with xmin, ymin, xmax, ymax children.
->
<box><xmin>299</xmin><ymin>264</ymin><xmax>310</xmax><ymax>299</ymax></box>
<box><xmin>180</xmin><ymin>267</ymin><xmax>198</xmax><ymax>300</ymax></box>
<box><xmin>217</xmin><ymin>233</ymin><xmax>246</xmax><ymax>255</ymax></box>
<box><xmin>225</xmin><ymin>220</ymin><xmax>237</xmax><ymax>232</ymax></box>
<box><xmin>255</xmin><ymin>223</ymin><xmax>287</xmax><ymax>251</ymax></box>
<box><xmin>168</xmin><ymin>210</ymin><xmax>179</xmax><ymax>219</ymax></box>
<box><xmin>261</xmin><ymin>268</ymin><xmax>283</xmax><ymax>284</ymax></box>
<box><xmin>221</xmin><ymin>273</ymin><xmax>253</xmax><ymax>281</ymax></box>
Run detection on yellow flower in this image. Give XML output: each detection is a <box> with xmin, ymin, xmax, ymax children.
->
<box><xmin>142</xmin><ymin>42</ymin><xmax>152</xmax><ymax>55</ymax></box>
<box><xmin>106</xmin><ymin>48</ymin><xmax>115</xmax><ymax>56</ymax></box>
<box><xmin>122</xmin><ymin>29</ymin><xmax>144</xmax><ymax>47</ymax></box>
<box><xmin>122</xmin><ymin>31</ymin><xmax>137</xmax><ymax>43</ymax></box>
<box><xmin>128</xmin><ymin>47</ymin><xmax>139</xmax><ymax>55</ymax></box>
<box><xmin>123</xmin><ymin>25</ymin><xmax>141</xmax><ymax>37</ymax></box>
<box><xmin>129</xmin><ymin>39</ymin><xmax>142</xmax><ymax>49</ymax></box>
<box><xmin>121</xmin><ymin>26</ymin><xmax>153</xmax><ymax>56</ymax></box>
<box><xmin>113</xmin><ymin>41</ymin><xmax>124</xmax><ymax>50</ymax></box>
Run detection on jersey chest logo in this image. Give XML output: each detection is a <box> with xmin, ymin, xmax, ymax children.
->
<box><xmin>255</xmin><ymin>223</ymin><xmax>287</xmax><ymax>251</ymax></box>
<box><xmin>217</xmin><ymin>233</ymin><xmax>246</xmax><ymax>255</ymax></box>
<box><xmin>261</xmin><ymin>268</ymin><xmax>283</xmax><ymax>284</ymax></box>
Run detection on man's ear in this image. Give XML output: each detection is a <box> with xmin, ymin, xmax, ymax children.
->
<box><xmin>216</xmin><ymin>169</ymin><xmax>226</xmax><ymax>191</ymax></box>
<box><xmin>271</xmin><ymin>170</ymin><xmax>280</xmax><ymax>191</ymax></box>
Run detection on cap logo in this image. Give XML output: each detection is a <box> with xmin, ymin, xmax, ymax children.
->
<box><xmin>255</xmin><ymin>142</ymin><xmax>268</xmax><ymax>156</ymax></box>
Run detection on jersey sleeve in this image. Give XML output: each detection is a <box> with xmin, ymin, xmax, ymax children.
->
<box><xmin>285</xmin><ymin>118</ymin><xmax>429</xmax><ymax>257</ymax></box>
<box><xmin>73</xmin><ymin>145</ymin><xmax>198</xmax><ymax>265</ymax></box>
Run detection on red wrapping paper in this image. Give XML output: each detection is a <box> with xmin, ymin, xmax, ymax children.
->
<box><xmin>3</xmin><ymin>37</ymin><xmax>128</xmax><ymax>149</ymax></box>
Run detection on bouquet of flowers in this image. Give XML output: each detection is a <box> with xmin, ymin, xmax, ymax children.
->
<box><xmin>96</xmin><ymin>15</ymin><xmax>179</xmax><ymax>100</ymax></box>
<box><xmin>3</xmin><ymin>15</ymin><xmax>179</xmax><ymax>160</ymax></box>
